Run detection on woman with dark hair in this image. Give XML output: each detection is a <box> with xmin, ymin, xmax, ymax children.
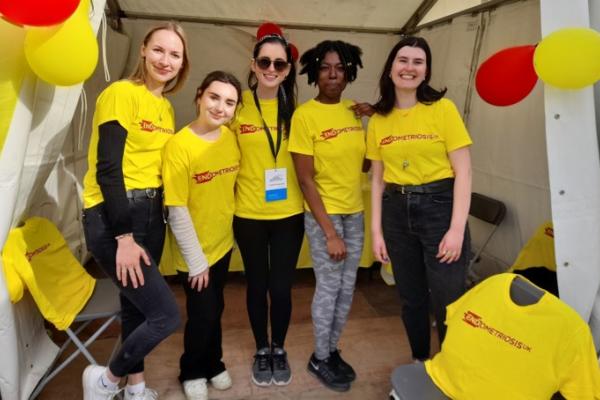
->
<box><xmin>230</xmin><ymin>24</ymin><xmax>304</xmax><ymax>387</ymax></box>
<box><xmin>81</xmin><ymin>22</ymin><xmax>190</xmax><ymax>400</ymax></box>
<box><xmin>162</xmin><ymin>71</ymin><xmax>242</xmax><ymax>400</ymax></box>
<box><xmin>368</xmin><ymin>36</ymin><xmax>472</xmax><ymax>362</ymax></box>
<box><xmin>289</xmin><ymin>40</ymin><xmax>367</xmax><ymax>393</ymax></box>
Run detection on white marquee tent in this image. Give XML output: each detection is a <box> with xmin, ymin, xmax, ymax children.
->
<box><xmin>0</xmin><ymin>0</ymin><xmax>599</xmax><ymax>398</ymax></box>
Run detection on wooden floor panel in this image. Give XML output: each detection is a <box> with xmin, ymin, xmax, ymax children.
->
<box><xmin>37</xmin><ymin>268</ymin><xmax>438</xmax><ymax>399</ymax></box>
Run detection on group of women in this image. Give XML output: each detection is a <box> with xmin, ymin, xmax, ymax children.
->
<box><xmin>80</xmin><ymin>20</ymin><xmax>472</xmax><ymax>400</ymax></box>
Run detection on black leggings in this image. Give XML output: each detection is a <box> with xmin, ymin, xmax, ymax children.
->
<box><xmin>233</xmin><ymin>213</ymin><xmax>304</xmax><ymax>350</ymax></box>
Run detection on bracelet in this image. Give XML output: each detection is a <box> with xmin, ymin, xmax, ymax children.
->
<box><xmin>115</xmin><ymin>232</ymin><xmax>133</xmax><ymax>241</ymax></box>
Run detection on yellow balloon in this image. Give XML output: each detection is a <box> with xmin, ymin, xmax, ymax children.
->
<box><xmin>0</xmin><ymin>18</ymin><xmax>27</xmax><ymax>153</ymax></box>
<box><xmin>23</xmin><ymin>0</ymin><xmax>98</xmax><ymax>86</ymax></box>
<box><xmin>534</xmin><ymin>27</ymin><xmax>600</xmax><ymax>89</ymax></box>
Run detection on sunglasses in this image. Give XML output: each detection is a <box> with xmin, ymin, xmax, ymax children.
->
<box><xmin>255</xmin><ymin>57</ymin><xmax>289</xmax><ymax>72</ymax></box>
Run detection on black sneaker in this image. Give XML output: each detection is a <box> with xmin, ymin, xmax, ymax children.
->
<box><xmin>307</xmin><ymin>353</ymin><xmax>350</xmax><ymax>392</ymax></box>
<box><xmin>251</xmin><ymin>347</ymin><xmax>272</xmax><ymax>386</ymax></box>
<box><xmin>271</xmin><ymin>347</ymin><xmax>292</xmax><ymax>385</ymax></box>
<box><xmin>330</xmin><ymin>349</ymin><xmax>356</xmax><ymax>382</ymax></box>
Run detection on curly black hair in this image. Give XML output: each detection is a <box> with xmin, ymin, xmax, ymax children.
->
<box><xmin>299</xmin><ymin>40</ymin><xmax>363</xmax><ymax>85</ymax></box>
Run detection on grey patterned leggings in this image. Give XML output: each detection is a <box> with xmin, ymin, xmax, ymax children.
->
<box><xmin>305</xmin><ymin>211</ymin><xmax>364</xmax><ymax>360</ymax></box>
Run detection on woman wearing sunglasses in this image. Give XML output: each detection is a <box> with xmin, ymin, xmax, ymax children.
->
<box><xmin>230</xmin><ymin>24</ymin><xmax>304</xmax><ymax>387</ymax></box>
<box><xmin>289</xmin><ymin>40</ymin><xmax>367</xmax><ymax>393</ymax></box>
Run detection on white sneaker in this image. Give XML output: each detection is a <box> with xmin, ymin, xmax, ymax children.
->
<box><xmin>82</xmin><ymin>365</ymin><xmax>121</xmax><ymax>400</ymax></box>
<box><xmin>124</xmin><ymin>388</ymin><xmax>159</xmax><ymax>400</ymax></box>
<box><xmin>209</xmin><ymin>370</ymin><xmax>232</xmax><ymax>390</ymax></box>
<box><xmin>182</xmin><ymin>378</ymin><xmax>208</xmax><ymax>400</ymax></box>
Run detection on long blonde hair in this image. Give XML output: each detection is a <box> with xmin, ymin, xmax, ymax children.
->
<box><xmin>129</xmin><ymin>22</ymin><xmax>190</xmax><ymax>95</ymax></box>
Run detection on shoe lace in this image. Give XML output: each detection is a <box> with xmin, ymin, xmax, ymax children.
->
<box><xmin>255</xmin><ymin>353</ymin><xmax>271</xmax><ymax>371</ymax></box>
<box><xmin>330</xmin><ymin>349</ymin><xmax>341</xmax><ymax>363</ymax></box>
<box><xmin>272</xmin><ymin>351</ymin><xmax>288</xmax><ymax>371</ymax></box>
<box><xmin>321</xmin><ymin>358</ymin><xmax>340</xmax><ymax>380</ymax></box>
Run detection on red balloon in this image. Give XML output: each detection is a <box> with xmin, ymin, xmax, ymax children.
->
<box><xmin>257</xmin><ymin>22</ymin><xmax>283</xmax><ymax>40</ymax></box>
<box><xmin>475</xmin><ymin>45</ymin><xmax>538</xmax><ymax>106</ymax></box>
<box><xmin>0</xmin><ymin>0</ymin><xmax>80</xmax><ymax>27</ymax></box>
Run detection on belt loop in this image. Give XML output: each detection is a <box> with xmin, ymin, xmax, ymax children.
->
<box><xmin>401</xmin><ymin>186</ymin><xmax>405</xmax><ymax>195</ymax></box>
<box><xmin>146</xmin><ymin>188</ymin><xmax>156</xmax><ymax>199</ymax></box>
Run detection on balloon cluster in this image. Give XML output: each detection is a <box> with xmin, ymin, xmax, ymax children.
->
<box><xmin>256</xmin><ymin>22</ymin><xmax>299</xmax><ymax>62</ymax></box>
<box><xmin>0</xmin><ymin>0</ymin><xmax>99</xmax><ymax>86</ymax></box>
<box><xmin>476</xmin><ymin>27</ymin><xmax>600</xmax><ymax>106</ymax></box>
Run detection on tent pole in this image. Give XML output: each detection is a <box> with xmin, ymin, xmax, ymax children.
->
<box><xmin>539</xmin><ymin>0</ymin><xmax>600</xmax><ymax>341</ymax></box>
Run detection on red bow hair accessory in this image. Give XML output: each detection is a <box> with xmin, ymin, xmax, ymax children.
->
<box><xmin>289</xmin><ymin>43</ymin><xmax>299</xmax><ymax>62</ymax></box>
<box><xmin>256</xmin><ymin>22</ymin><xmax>283</xmax><ymax>40</ymax></box>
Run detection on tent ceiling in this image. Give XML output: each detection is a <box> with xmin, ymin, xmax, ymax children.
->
<box><xmin>113</xmin><ymin>0</ymin><xmax>427</xmax><ymax>33</ymax></box>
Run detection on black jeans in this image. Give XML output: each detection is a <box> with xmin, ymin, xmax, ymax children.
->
<box><xmin>382</xmin><ymin>186</ymin><xmax>469</xmax><ymax>360</ymax></box>
<box><xmin>233</xmin><ymin>213</ymin><xmax>304</xmax><ymax>350</ymax></box>
<box><xmin>82</xmin><ymin>196</ymin><xmax>180</xmax><ymax>377</ymax></box>
<box><xmin>177</xmin><ymin>250</ymin><xmax>231</xmax><ymax>382</ymax></box>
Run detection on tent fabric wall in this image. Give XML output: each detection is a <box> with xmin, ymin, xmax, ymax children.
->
<box><xmin>419</xmin><ymin>0</ymin><xmax>550</xmax><ymax>278</ymax></box>
<box><xmin>0</xmin><ymin>73</ymin><xmax>60</xmax><ymax>400</ymax></box>
<box><xmin>116</xmin><ymin>19</ymin><xmax>400</xmax><ymax>128</ymax></box>
<box><xmin>55</xmin><ymin>0</ymin><xmax>547</xmax><ymax>288</ymax></box>
<box><xmin>2</xmin><ymin>0</ymin><xmax>599</xmax><ymax>397</ymax></box>
<box><xmin>117</xmin><ymin>0</ymin><xmax>423</xmax><ymax>32</ymax></box>
<box><xmin>0</xmin><ymin>1</ymin><xmax>106</xmax><ymax>398</ymax></box>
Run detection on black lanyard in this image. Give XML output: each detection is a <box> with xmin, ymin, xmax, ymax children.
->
<box><xmin>252</xmin><ymin>89</ymin><xmax>282</xmax><ymax>163</ymax></box>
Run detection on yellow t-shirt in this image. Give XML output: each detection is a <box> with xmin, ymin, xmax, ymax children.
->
<box><xmin>288</xmin><ymin>99</ymin><xmax>366</xmax><ymax>214</ymax></box>
<box><xmin>162</xmin><ymin>125</ymin><xmax>240</xmax><ymax>270</ymax></box>
<box><xmin>3</xmin><ymin>217</ymin><xmax>95</xmax><ymax>330</ymax></box>
<box><xmin>230</xmin><ymin>90</ymin><xmax>303</xmax><ymax>219</ymax></box>
<box><xmin>511</xmin><ymin>221</ymin><xmax>557</xmax><ymax>272</ymax></box>
<box><xmin>425</xmin><ymin>273</ymin><xmax>600</xmax><ymax>400</ymax></box>
<box><xmin>83</xmin><ymin>80</ymin><xmax>176</xmax><ymax>208</ymax></box>
<box><xmin>366</xmin><ymin>98</ymin><xmax>471</xmax><ymax>185</ymax></box>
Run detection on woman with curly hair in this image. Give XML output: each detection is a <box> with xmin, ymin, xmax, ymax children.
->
<box><xmin>289</xmin><ymin>39</ymin><xmax>368</xmax><ymax>393</ymax></box>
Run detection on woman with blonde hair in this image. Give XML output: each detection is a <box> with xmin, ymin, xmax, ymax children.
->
<box><xmin>81</xmin><ymin>22</ymin><xmax>189</xmax><ymax>400</ymax></box>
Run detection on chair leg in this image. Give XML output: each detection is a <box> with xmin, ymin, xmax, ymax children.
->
<box><xmin>107</xmin><ymin>333</ymin><xmax>121</xmax><ymax>365</ymax></box>
<box><xmin>29</xmin><ymin>315</ymin><xmax>119</xmax><ymax>399</ymax></box>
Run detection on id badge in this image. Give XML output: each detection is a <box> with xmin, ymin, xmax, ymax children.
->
<box><xmin>265</xmin><ymin>168</ymin><xmax>288</xmax><ymax>202</ymax></box>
